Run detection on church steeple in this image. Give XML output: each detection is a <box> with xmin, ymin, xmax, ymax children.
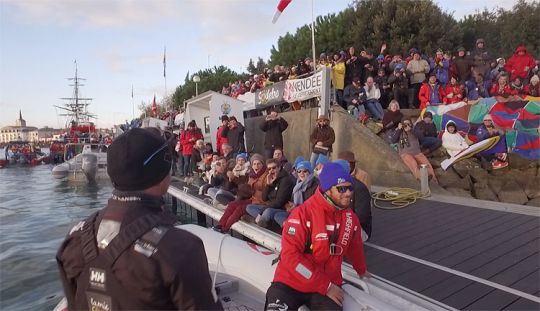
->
<box><xmin>15</xmin><ymin>110</ymin><xmax>26</xmax><ymax>127</ymax></box>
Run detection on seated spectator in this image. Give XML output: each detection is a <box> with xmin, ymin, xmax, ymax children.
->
<box><xmin>337</xmin><ymin>150</ymin><xmax>372</xmax><ymax>190</ymax></box>
<box><xmin>504</xmin><ymin>45</ymin><xmax>537</xmax><ymax>84</ymax></box>
<box><xmin>525</xmin><ymin>74</ymin><xmax>540</xmax><ymax>97</ymax></box>
<box><xmin>213</xmin><ymin>184</ymin><xmax>254</xmax><ymax>233</ymax></box>
<box><xmin>419</xmin><ymin>74</ymin><xmax>444</xmax><ymax>109</ymax></box>
<box><xmin>333</xmin><ymin>159</ymin><xmax>372</xmax><ymax>240</ymax></box>
<box><xmin>443</xmin><ymin>76</ymin><xmax>466</xmax><ymax>104</ymax></box>
<box><xmin>309</xmin><ymin>115</ymin><xmax>335</xmax><ymax>168</ymax></box>
<box><xmin>388</xmin><ymin>63</ymin><xmax>409</xmax><ymax>109</ymax></box>
<box><xmin>246</xmin><ymin>158</ymin><xmax>294</xmax><ymax>228</ymax></box>
<box><xmin>465</xmin><ymin>73</ymin><xmax>491</xmax><ymax>100</ymax></box>
<box><xmin>476</xmin><ymin>114</ymin><xmax>508</xmax><ymax>169</ymax></box>
<box><xmin>430</xmin><ymin>49</ymin><xmax>450</xmax><ymax>86</ymax></box>
<box><xmin>221</xmin><ymin>143</ymin><xmax>234</xmax><ymax>162</ymax></box>
<box><xmin>510</xmin><ymin>77</ymin><xmax>526</xmax><ymax>96</ymax></box>
<box><xmin>442</xmin><ymin>120</ymin><xmax>469</xmax><ymax>157</ymax></box>
<box><xmin>247</xmin><ymin>154</ymin><xmax>268</xmax><ymax>205</ymax></box>
<box><xmin>381</xmin><ymin>100</ymin><xmax>404</xmax><ymax>144</ymax></box>
<box><xmin>363</xmin><ymin>76</ymin><xmax>384</xmax><ymax>120</ymax></box>
<box><xmin>390</xmin><ymin>119</ymin><xmax>438</xmax><ymax>182</ymax></box>
<box><xmin>273</xmin><ymin>161</ymin><xmax>319</xmax><ymax>227</ymax></box>
<box><xmin>344</xmin><ymin>77</ymin><xmax>367</xmax><ymax>119</ymax></box>
<box><xmin>191</xmin><ymin>139</ymin><xmax>206</xmax><ymax>173</ymax></box>
<box><xmin>273</xmin><ymin>148</ymin><xmax>293</xmax><ymax>174</ymax></box>
<box><xmin>204</xmin><ymin>156</ymin><xmax>227</xmax><ymax>197</ymax></box>
<box><xmin>490</xmin><ymin>58</ymin><xmax>506</xmax><ymax>82</ymax></box>
<box><xmin>490</xmin><ymin>74</ymin><xmax>516</xmax><ymax>98</ymax></box>
<box><xmin>215</xmin><ymin>153</ymin><xmax>250</xmax><ymax>205</ymax></box>
<box><xmin>413</xmin><ymin>111</ymin><xmax>442</xmax><ymax>155</ymax></box>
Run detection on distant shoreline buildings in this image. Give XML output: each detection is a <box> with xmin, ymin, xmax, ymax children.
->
<box><xmin>0</xmin><ymin>111</ymin><xmax>62</xmax><ymax>143</ymax></box>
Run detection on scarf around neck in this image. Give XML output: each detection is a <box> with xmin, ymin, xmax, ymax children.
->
<box><xmin>292</xmin><ymin>174</ymin><xmax>315</xmax><ymax>206</ymax></box>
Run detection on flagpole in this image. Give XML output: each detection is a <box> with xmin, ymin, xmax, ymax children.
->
<box><xmin>131</xmin><ymin>84</ymin><xmax>134</xmax><ymax>120</ymax></box>
<box><xmin>311</xmin><ymin>0</ymin><xmax>316</xmax><ymax>70</ymax></box>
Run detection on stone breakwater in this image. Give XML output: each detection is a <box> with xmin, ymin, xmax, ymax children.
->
<box><xmin>431</xmin><ymin>150</ymin><xmax>540</xmax><ymax>206</ymax></box>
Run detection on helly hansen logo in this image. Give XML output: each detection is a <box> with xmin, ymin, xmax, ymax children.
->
<box><xmin>89</xmin><ymin>268</ymin><xmax>106</xmax><ymax>290</ymax></box>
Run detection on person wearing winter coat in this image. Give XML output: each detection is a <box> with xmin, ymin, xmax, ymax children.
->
<box><xmin>510</xmin><ymin>77</ymin><xmax>526</xmax><ymax>96</ymax></box>
<box><xmin>471</xmin><ymin>38</ymin><xmax>493</xmax><ymax>78</ymax></box>
<box><xmin>465</xmin><ymin>73</ymin><xmax>491</xmax><ymax>100</ymax></box>
<box><xmin>490</xmin><ymin>75</ymin><xmax>517</xmax><ymax>98</ymax></box>
<box><xmin>388</xmin><ymin>64</ymin><xmax>409</xmax><ymax>109</ymax></box>
<box><xmin>525</xmin><ymin>75</ymin><xmax>540</xmax><ymax>97</ymax></box>
<box><xmin>180</xmin><ymin>120</ymin><xmax>204</xmax><ymax>176</ymax></box>
<box><xmin>214</xmin><ymin>153</ymin><xmax>250</xmax><ymax>205</ymax></box>
<box><xmin>247</xmin><ymin>154</ymin><xmax>268</xmax><ymax>205</ymax></box>
<box><xmin>390</xmin><ymin>119</ymin><xmax>438</xmax><ymax>182</ymax></box>
<box><xmin>476</xmin><ymin>114</ymin><xmax>508</xmax><ymax>170</ymax></box>
<box><xmin>273</xmin><ymin>161</ymin><xmax>319</xmax><ymax>227</ymax></box>
<box><xmin>418</xmin><ymin>74</ymin><xmax>444</xmax><ymax>109</ymax></box>
<box><xmin>363</xmin><ymin>76</ymin><xmax>384</xmax><ymax>120</ymax></box>
<box><xmin>343</xmin><ymin>77</ymin><xmax>367</xmax><ymax>119</ymax></box>
<box><xmin>309</xmin><ymin>115</ymin><xmax>336</xmax><ymax>168</ymax></box>
<box><xmin>504</xmin><ymin>45</ymin><xmax>537</xmax><ymax>83</ymax></box>
<box><xmin>429</xmin><ymin>49</ymin><xmax>450</xmax><ymax>86</ymax></box>
<box><xmin>443</xmin><ymin>76</ymin><xmax>466</xmax><ymax>104</ymax></box>
<box><xmin>381</xmin><ymin>100</ymin><xmax>404</xmax><ymax>144</ymax></box>
<box><xmin>454</xmin><ymin>47</ymin><xmax>473</xmax><ymax>83</ymax></box>
<box><xmin>332</xmin><ymin>52</ymin><xmax>347</xmax><ymax>108</ymax></box>
<box><xmin>221</xmin><ymin>116</ymin><xmax>246</xmax><ymax>155</ymax></box>
<box><xmin>407</xmin><ymin>51</ymin><xmax>430</xmax><ymax>108</ymax></box>
<box><xmin>260</xmin><ymin>110</ymin><xmax>289</xmax><ymax>160</ymax></box>
<box><xmin>442</xmin><ymin>121</ymin><xmax>469</xmax><ymax>157</ymax></box>
<box><xmin>216</xmin><ymin>115</ymin><xmax>229</xmax><ymax>155</ymax></box>
<box><xmin>245</xmin><ymin>158</ymin><xmax>294</xmax><ymax>228</ymax></box>
<box><xmin>413</xmin><ymin>111</ymin><xmax>442</xmax><ymax>155</ymax></box>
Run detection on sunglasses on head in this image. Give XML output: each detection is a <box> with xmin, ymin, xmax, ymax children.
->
<box><xmin>143</xmin><ymin>143</ymin><xmax>172</xmax><ymax>166</ymax></box>
<box><xmin>333</xmin><ymin>185</ymin><xmax>353</xmax><ymax>193</ymax></box>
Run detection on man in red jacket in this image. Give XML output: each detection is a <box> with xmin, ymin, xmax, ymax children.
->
<box><xmin>216</xmin><ymin>115</ymin><xmax>229</xmax><ymax>155</ymax></box>
<box><xmin>504</xmin><ymin>45</ymin><xmax>537</xmax><ymax>83</ymax></box>
<box><xmin>266</xmin><ymin>162</ymin><xmax>369</xmax><ymax>310</ymax></box>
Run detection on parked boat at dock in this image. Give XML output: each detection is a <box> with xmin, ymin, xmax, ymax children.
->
<box><xmin>51</xmin><ymin>143</ymin><xmax>108</xmax><ymax>182</ymax></box>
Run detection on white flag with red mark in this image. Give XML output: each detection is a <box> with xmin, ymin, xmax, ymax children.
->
<box><xmin>272</xmin><ymin>0</ymin><xmax>292</xmax><ymax>24</ymax></box>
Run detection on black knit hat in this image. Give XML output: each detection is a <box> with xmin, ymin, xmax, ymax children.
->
<box><xmin>107</xmin><ymin>128</ymin><xmax>172</xmax><ymax>191</ymax></box>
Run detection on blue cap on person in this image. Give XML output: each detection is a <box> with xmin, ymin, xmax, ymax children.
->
<box><xmin>333</xmin><ymin>159</ymin><xmax>350</xmax><ymax>174</ymax></box>
<box><xmin>296</xmin><ymin>161</ymin><xmax>313</xmax><ymax>174</ymax></box>
<box><xmin>316</xmin><ymin>154</ymin><xmax>329</xmax><ymax>166</ymax></box>
<box><xmin>293</xmin><ymin>156</ymin><xmax>305</xmax><ymax>168</ymax></box>
<box><xmin>319</xmin><ymin>162</ymin><xmax>353</xmax><ymax>192</ymax></box>
<box><xmin>395</xmin><ymin>63</ymin><xmax>404</xmax><ymax>71</ymax></box>
<box><xmin>236</xmin><ymin>153</ymin><xmax>248</xmax><ymax>161</ymax></box>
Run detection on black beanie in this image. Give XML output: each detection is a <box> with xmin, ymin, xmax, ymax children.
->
<box><xmin>107</xmin><ymin>128</ymin><xmax>171</xmax><ymax>191</ymax></box>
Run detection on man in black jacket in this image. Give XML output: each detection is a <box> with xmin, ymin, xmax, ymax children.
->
<box><xmin>413</xmin><ymin>111</ymin><xmax>442</xmax><ymax>155</ymax></box>
<box><xmin>335</xmin><ymin>153</ymin><xmax>372</xmax><ymax>240</ymax></box>
<box><xmin>260</xmin><ymin>110</ymin><xmax>288</xmax><ymax>159</ymax></box>
<box><xmin>246</xmin><ymin>158</ymin><xmax>294</xmax><ymax>228</ymax></box>
<box><xmin>57</xmin><ymin>128</ymin><xmax>222</xmax><ymax>310</ymax></box>
<box><xmin>221</xmin><ymin>116</ymin><xmax>246</xmax><ymax>155</ymax></box>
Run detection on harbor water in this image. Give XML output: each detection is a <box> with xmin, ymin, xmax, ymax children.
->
<box><xmin>0</xmin><ymin>163</ymin><xmax>113</xmax><ymax>310</ymax></box>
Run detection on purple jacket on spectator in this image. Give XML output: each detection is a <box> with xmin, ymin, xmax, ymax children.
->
<box><xmin>465</xmin><ymin>79</ymin><xmax>491</xmax><ymax>100</ymax></box>
<box><xmin>430</xmin><ymin>58</ymin><xmax>450</xmax><ymax>85</ymax></box>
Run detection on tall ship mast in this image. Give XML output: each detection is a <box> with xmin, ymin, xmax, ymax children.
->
<box><xmin>55</xmin><ymin>61</ymin><xmax>97</xmax><ymax>136</ymax></box>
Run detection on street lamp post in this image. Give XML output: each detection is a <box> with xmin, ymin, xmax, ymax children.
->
<box><xmin>193</xmin><ymin>75</ymin><xmax>200</xmax><ymax>97</ymax></box>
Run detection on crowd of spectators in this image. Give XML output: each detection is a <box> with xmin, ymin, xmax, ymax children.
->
<box><xmin>220</xmin><ymin>40</ymin><xmax>539</xmax><ymax>117</ymax></box>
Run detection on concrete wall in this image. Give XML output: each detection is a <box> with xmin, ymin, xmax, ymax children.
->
<box><xmin>245</xmin><ymin>106</ymin><xmax>421</xmax><ymax>188</ymax></box>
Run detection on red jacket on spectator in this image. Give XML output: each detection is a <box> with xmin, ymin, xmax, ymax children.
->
<box><xmin>180</xmin><ymin>128</ymin><xmax>203</xmax><ymax>155</ymax></box>
<box><xmin>273</xmin><ymin>189</ymin><xmax>367</xmax><ymax>296</ymax></box>
<box><xmin>489</xmin><ymin>83</ymin><xmax>517</xmax><ymax>97</ymax></box>
<box><xmin>443</xmin><ymin>83</ymin><xmax>466</xmax><ymax>104</ymax></box>
<box><xmin>418</xmin><ymin>82</ymin><xmax>445</xmax><ymax>109</ymax></box>
<box><xmin>216</xmin><ymin>125</ymin><xmax>228</xmax><ymax>155</ymax></box>
<box><xmin>504</xmin><ymin>46</ymin><xmax>536</xmax><ymax>81</ymax></box>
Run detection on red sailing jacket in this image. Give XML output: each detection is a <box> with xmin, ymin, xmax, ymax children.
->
<box><xmin>180</xmin><ymin>129</ymin><xmax>203</xmax><ymax>155</ymax></box>
<box><xmin>216</xmin><ymin>125</ymin><xmax>228</xmax><ymax>155</ymax></box>
<box><xmin>273</xmin><ymin>189</ymin><xmax>367</xmax><ymax>295</ymax></box>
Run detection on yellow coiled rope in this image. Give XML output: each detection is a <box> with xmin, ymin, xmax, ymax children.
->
<box><xmin>371</xmin><ymin>187</ymin><xmax>430</xmax><ymax>209</ymax></box>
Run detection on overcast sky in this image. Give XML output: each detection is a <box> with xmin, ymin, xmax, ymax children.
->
<box><xmin>0</xmin><ymin>0</ymin><xmax>518</xmax><ymax>129</ymax></box>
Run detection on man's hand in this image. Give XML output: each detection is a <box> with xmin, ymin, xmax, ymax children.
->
<box><xmin>266</xmin><ymin>173</ymin><xmax>277</xmax><ymax>185</ymax></box>
<box><xmin>316</xmin><ymin>141</ymin><xmax>323</xmax><ymax>146</ymax></box>
<box><xmin>326</xmin><ymin>283</ymin><xmax>344</xmax><ymax>307</ymax></box>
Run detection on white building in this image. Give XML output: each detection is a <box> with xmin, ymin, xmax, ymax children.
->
<box><xmin>0</xmin><ymin>111</ymin><xmax>38</xmax><ymax>143</ymax></box>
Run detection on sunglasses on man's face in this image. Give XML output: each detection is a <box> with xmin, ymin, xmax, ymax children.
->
<box><xmin>333</xmin><ymin>185</ymin><xmax>354</xmax><ymax>193</ymax></box>
<box><xmin>296</xmin><ymin>169</ymin><xmax>309</xmax><ymax>174</ymax></box>
<box><xmin>267</xmin><ymin>166</ymin><xmax>278</xmax><ymax>170</ymax></box>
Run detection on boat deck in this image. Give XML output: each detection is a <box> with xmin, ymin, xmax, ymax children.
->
<box><xmin>168</xmin><ymin>179</ymin><xmax>540</xmax><ymax>310</ymax></box>
<box><xmin>364</xmin><ymin>199</ymin><xmax>539</xmax><ymax>310</ymax></box>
